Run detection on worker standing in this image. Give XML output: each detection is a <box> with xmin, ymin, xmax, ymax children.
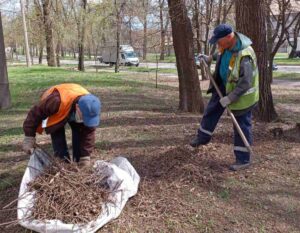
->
<box><xmin>190</xmin><ymin>24</ymin><xmax>259</xmax><ymax>171</ymax></box>
<box><xmin>22</xmin><ymin>83</ymin><xmax>101</xmax><ymax>168</ymax></box>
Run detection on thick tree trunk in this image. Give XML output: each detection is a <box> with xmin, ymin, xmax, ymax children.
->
<box><xmin>236</xmin><ymin>0</ymin><xmax>277</xmax><ymax>122</ymax></box>
<box><xmin>168</xmin><ymin>0</ymin><xmax>204</xmax><ymax>113</ymax></box>
<box><xmin>43</xmin><ymin>0</ymin><xmax>56</xmax><ymax>66</ymax></box>
<box><xmin>0</xmin><ymin>13</ymin><xmax>11</xmax><ymax>109</ymax></box>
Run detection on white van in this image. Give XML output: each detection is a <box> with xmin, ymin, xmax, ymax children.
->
<box><xmin>100</xmin><ymin>45</ymin><xmax>139</xmax><ymax>67</ymax></box>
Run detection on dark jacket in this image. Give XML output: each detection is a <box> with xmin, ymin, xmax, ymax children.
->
<box><xmin>23</xmin><ymin>90</ymin><xmax>96</xmax><ymax>156</ymax></box>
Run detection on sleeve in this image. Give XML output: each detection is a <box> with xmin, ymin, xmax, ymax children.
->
<box><xmin>23</xmin><ymin>91</ymin><xmax>61</xmax><ymax>137</ymax></box>
<box><xmin>227</xmin><ymin>56</ymin><xmax>253</xmax><ymax>103</ymax></box>
<box><xmin>80</xmin><ymin>126</ymin><xmax>96</xmax><ymax>157</ymax></box>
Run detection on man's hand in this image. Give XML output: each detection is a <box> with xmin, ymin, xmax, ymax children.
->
<box><xmin>219</xmin><ymin>96</ymin><xmax>231</xmax><ymax>108</ymax></box>
<box><xmin>22</xmin><ymin>136</ymin><xmax>36</xmax><ymax>154</ymax></box>
<box><xmin>198</xmin><ymin>54</ymin><xmax>212</xmax><ymax>64</ymax></box>
<box><xmin>78</xmin><ymin>156</ymin><xmax>91</xmax><ymax>168</ymax></box>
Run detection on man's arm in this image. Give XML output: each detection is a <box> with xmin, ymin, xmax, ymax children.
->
<box><xmin>227</xmin><ymin>56</ymin><xmax>253</xmax><ymax>103</ymax></box>
<box><xmin>80</xmin><ymin>126</ymin><xmax>96</xmax><ymax>157</ymax></box>
<box><xmin>23</xmin><ymin>91</ymin><xmax>60</xmax><ymax>137</ymax></box>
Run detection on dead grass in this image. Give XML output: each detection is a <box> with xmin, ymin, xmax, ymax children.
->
<box><xmin>0</xmin><ymin>70</ymin><xmax>300</xmax><ymax>232</ymax></box>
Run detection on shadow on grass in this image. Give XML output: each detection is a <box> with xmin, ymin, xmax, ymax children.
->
<box><xmin>101</xmin><ymin>116</ymin><xmax>200</xmax><ymax>128</ymax></box>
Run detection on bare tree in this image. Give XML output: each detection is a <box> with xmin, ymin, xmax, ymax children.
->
<box><xmin>0</xmin><ymin>12</ymin><xmax>11</xmax><ymax>109</ymax></box>
<box><xmin>168</xmin><ymin>0</ymin><xmax>204</xmax><ymax>113</ymax></box>
<box><xmin>20</xmin><ymin>0</ymin><xmax>31</xmax><ymax>67</ymax></box>
<box><xmin>76</xmin><ymin>0</ymin><xmax>88</xmax><ymax>71</ymax></box>
<box><xmin>159</xmin><ymin>0</ymin><xmax>169</xmax><ymax>60</ymax></box>
<box><xmin>285</xmin><ymin>13</ymin><xmax>300</xmax><ymax>58</ymax></box>
<box><xmin>266</xmin><ymin>0</ymin><xmax>300</xmax><ymax>79</ymax></box>
<box><xmin>192</xmin><ymin>0</ymin><xmax>201</xmax><ymax>54</ymax></box>
<box><xmin>42</xmin><ymin>0</ymin><xmax>56</xmax><ymax>66</ymax></box>
<box><xmin>236</xmin><ymin>0</ymin><xmax>277</xmax><ymax>122</ymax></box>
<box><xmin>142</xmin><ymin>0</ymin><xmax>149</xmax><ymax>60</ymax></box>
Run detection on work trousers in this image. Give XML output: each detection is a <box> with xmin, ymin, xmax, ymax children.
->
<box><xmin>50</xmin><ymin>122</ymin><xmax>82</xmax><ymax>162</ymax></box>
<box><xmin>197</xmin><ymin>86</ymin><xmax>253</xmax><ymax>163</ymax></box>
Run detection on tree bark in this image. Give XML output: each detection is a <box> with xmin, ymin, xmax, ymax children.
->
<box><xmin>42</xmin><ymin>0</ymin><xmax>56</xmax><ymax>66</ymax></box>
<box><xmin>168</xmin><ymin>0</ymin><xmax>204</xmax><ymax>113</ymax></box>
<box><xmin>159</xmin><ymin>0</ymin><xmax>166</xmax><ymax>60</ymax></box>
<box><xmin>0</xmin><ymin>12</ymin><xmax>11</xmax><ymax>109</ymax></box>
<box><xmin>77</xmin><ymin>0</ymin><xmax>87</xmax><ymax>71</ymax></box>
<box><xmin>236</xmin><ymin>0</ymin><xmax>277</xmax><ymax>122</ymax></box>
<box><xmin>56</xmin><ymin>41</ymin><xmax>61</xmax><ymax>67</ymax></box>
<box><xmin>142</xmin><ymin>0</ymin><xmax>148</xmax><ymax>60</ymax></box>
<box><xmin>38</xmin><ymin>44</ymin><xmax>43</xmax><ymax>64</ymax></box>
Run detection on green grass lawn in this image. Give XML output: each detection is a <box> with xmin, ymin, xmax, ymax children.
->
<box><xmin>273</xmin><ymin>58</ymin><xmax>300</xmax><ymax>65</ymax></box>
<box><xmin>145</xmin><ymin>53</ymin><xmax>176</xmax><ymax>63</ymax></box>
<box><xmin>122</xmin><ymin>66</ymin><xmax>178</xmax><ymax>74</ymax></box>
<box><xmin>273</xmin><ymin>72</ymin><xmax>300</xmax><ymax>81</ymax></box>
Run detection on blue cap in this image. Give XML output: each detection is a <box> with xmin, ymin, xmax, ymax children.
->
<box><xmin>209</xmin><ymin>24</ymin><xmax>233</xmax><ymax>44</ymax></box>
<box><xmin>78</xmin><ymin>94</ymin><xmax>101</xmax><ymax>127</ymax></box>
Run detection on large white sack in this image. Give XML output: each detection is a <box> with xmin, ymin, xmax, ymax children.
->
<box><xmin>17</xmin><ymin>148</ymin><xmax>140</xmax><ymax>233</ymax></box>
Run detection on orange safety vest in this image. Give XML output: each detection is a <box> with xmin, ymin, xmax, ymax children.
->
<box><xmin>36</xmin><ymin>83</ymin><xmax>90</xmax><ymax>134</ymax></box>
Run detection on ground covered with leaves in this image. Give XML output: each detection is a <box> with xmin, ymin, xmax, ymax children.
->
<box><xmin>0</xmin><ymin>66</ymin><xmax>299</xmax><ymax>233</ymax></box>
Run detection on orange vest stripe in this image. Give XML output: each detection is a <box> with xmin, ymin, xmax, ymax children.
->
<box><xmin>37</xmin><ymin>83</ymin><xmax>90</xmax><ymax>134</ymax></box>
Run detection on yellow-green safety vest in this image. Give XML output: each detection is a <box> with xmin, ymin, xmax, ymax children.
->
<box><xmin>226</xmin><ymin>46</ymin><xmax>259</xmax><ymax>110</ymax></box>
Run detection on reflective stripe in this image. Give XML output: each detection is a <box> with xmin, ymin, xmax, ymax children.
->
<box><xmin>199</xmin><ymin>126</ymin><xmax>213</xmax><ymax>136</ymax></box>
<box><xmin>243</xmin><ymin>87</ymin><xmax>257</xmax><ymax>96</ymax></box>
<box><xmin>234</xmin><ymin>146</ymin><xmax>249</xmax><ymax>153</ymax></box>
<box><xmin>42</xmin><ymin>118</ymin><xmax>49</xmax><ymax>129</ymax></box>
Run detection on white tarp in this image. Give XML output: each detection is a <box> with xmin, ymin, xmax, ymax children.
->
<box><xmin>17</xmin><ymin>148</ymin><xmax>140</xmax><ymax>233</ymax></box>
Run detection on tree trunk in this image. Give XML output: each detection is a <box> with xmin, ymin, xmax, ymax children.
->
<box><xmin>193</xmin><ymin>0</ymin><xmax>201</xmax><ymax>54</ymax></box>
<box><xmin>61</xmin><ymin>45</ymin><xmax>65</xmax><ymax>57</ymax></box>
<box><xmin>287</xmin><ymin>16</ymin><xmax>300</xmax><ymax>58</ymax></box>
<box><xmin>159</xmin><ymin>0</ymin><xmax>165</xmax><ymax>60</ymax></box>
<box><xmin>30</xmin><ymin>44</ymin><xmax>34</xmax><ymax>65</ymax></box>
<box><xmin>142</xmin><ymin>0</ymin><xmax>148</xmax><ymax>60</ymax></box>
<box><xmin>20</xmin><ymin>0</ymin><xmax>31</xmax><ymax>67</ymax></box>
<box><xmin>236</xmin><ymin>0</ymin><xmax>277</xmax><ymax>122</ymax></box>
<box><xmin>168</xmin><ymin>0</ymin><xmax>204</xmax><ymax>113</ymax></box>
<box><xmin>77</xmin><ymin>0</ymin><xmax>87</xmax><ymax>72</ymax></box>
<box><xmin>129</xmin><ymin>17</ymin><xmax>133</xmax><ymax>45</ymax></box>
<box><xmin>56</xmin><ymin>41</ymin><xmax>61</xmax><ymax>67</ymax></box>
<box><xmin>167</xmin><ymin>31</ymin><xmax>171</xmax><ymax>56</ymax></box>
<box><xmin>0</xmin><ymin>12</ymin><xmax>11</xmax><ymax>109</ymax></box>
<box><xmin>38</xmin><ymin>44</ymin><xmax>43</xmax><ymax>64</ymax></box>
<box><xmin>43</xmin><ymin>0</ymin><xmax>56</xmax><ymax>66</ymax></box>
<box><xmin>143</xmin><ymin>20</ymin><xmax>147</xmax><ymax>60</ymax></box>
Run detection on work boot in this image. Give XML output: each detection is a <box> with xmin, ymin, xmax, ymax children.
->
<box><xmin>190</xmin><ymin>136</ymin><xmax>207</xmax><ymax>148</ymax></box>
<box><xmin>229</xmin><ymin>161</ymin><xmax>251</xmax><ymax>171</ymax></box>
